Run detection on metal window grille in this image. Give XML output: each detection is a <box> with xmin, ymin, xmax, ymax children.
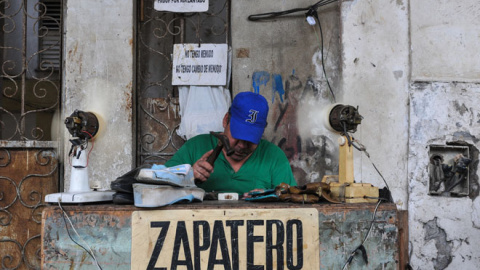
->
<box><xmin>38</xmin><ymin>0</ymin><xmax>62</xmax><ymax>70</ymax></box>
<box><xmin>136</xmin><ymin>0</ymin><xmax>230</xmax><ymax>165</ymax></box>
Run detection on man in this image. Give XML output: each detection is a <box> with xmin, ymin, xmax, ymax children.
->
<box><xmin>165</xmin><ymin>91</ymin><xmax>296</xmax><ymax>196</ymax></box>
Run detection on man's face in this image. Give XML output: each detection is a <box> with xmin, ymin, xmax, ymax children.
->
<box><xmin>223</xmin><ymin>114</ymin><xmax>258</xmax><ymax>161</ymax></box>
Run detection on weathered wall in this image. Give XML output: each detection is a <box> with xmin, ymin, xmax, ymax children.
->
<box><xmin>232</xmin><ymin>1</ymin><xmax>343</xmax><ymax>186</ymax></box>
<box><xmin>60</xmin><ymin>0</ymin><xmax>480</xmax><ymax>268</ymax></box>
<box><xmin>408</xmin><ymin>0</ymin><xmax>480</xmax><ymax>268</ymax></box>
<box><xmin>232</xmin><ymin>0</ymin><xmax>410</xmax><ymax>205</ymax></box>
<box><xmin>411</xmin><ymin>0</ymin><xmax>480</xmax><ymax>82</ymax></box>
<box><xmin>63</xmin><ymin>0</ymin><xmax>134</xmax><ymax>190</ymax></box>
<box><xmin>408</xmin><ymin>83</ymin><xmax>480</xmax><ymax>269</ymax></box>
<box><xmin>231</xmin><ymin>0</ymin><xmax>480</xmax><ymax>269</ymax></box>
<box><xmin>340</xmin><ymin>0</ymin><xmax>409</xmax><ymax>208</ymax></box>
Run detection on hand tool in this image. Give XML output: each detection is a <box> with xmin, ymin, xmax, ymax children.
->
<box><xmin>206</xmin><ymin>131</ymin><xmax>234</xmax><ymax>165</ymax></box>
<box><xmin>194</xmin><ymin>131</ymin><xmax>234</xmax><ymax>185</ymax></box>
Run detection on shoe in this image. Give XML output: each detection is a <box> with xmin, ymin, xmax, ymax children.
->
<box><xmin>133</xmin><ymin>183</ymin><xmax>205</xmax><ymax>207</ymax></box>
<box><xmin>110</xmin><ymin>165</ymin><xmax>150</xmax><ymax>193</ymax></box>
<box><xmin>136</xmin><ymin>164</ymin><xmax>195</xmax><ymax>187</ymax></box>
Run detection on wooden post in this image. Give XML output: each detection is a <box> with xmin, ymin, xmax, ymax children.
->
<box><xmin>338</xmin><ymin>135</ymin><xmax>354</xmax><ymax>184</ymax></box>
<box><xmin>398</xmin><ymin>210</ymin><xmax>410</xmax><ymax>269</ymax></box>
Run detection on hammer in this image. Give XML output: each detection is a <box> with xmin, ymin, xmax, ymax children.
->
<box><xmin>195</xmin><ymin>132</ymin><xmax>233</xmax><ymax>185</ymax></box>
<box><xmin>206</xmin><ymin>131</ymin><xmax>234</xmax><ymax>165</ymax></box>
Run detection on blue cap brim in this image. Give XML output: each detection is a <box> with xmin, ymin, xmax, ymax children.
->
<box><xmin>230</xmin><ymin>116</ymin><xmax>264</xmax><ymax>144</ymax></box>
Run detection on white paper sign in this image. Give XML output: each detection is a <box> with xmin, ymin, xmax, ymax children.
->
<box><xmin>154</xmin><ymin>0</ymin><xmax>209</xmax><ymax>12</ymax></box>
<box><xmin>172</xmin><ymin>43</ymin><xmax>228</xmax><ymax>86</ymax></box>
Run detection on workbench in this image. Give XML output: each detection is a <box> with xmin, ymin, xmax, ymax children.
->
<box><xmin>41</xmin><ymin>201</ymin><xmax>407</xmax><ymax>269</ymax></box>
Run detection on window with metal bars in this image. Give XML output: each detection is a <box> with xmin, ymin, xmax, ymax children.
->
<box><xmin>0</xmin><ymin>0</ymin><xmax>62</xmax><ymax>141</ymax></box>
<box><xmin>38</xmin><ymin>0</ymin><xmax>62</xmax><ymax>71</ymax></box>
<box><xmin>136</xmin><ymin>0</ymin><xmax>231</xmax><ymax>165</ymax></box>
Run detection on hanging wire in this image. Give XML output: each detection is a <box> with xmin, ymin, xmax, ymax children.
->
<box><xmin>81</xmin><ymin>130</ymin><xmax>95</xmax><ymax>168</ymax></box>
<box><xmin>247</xmin><ymin>0</ymin><xmax>338</xmax><ymax>21</ymax></box>
<box><xmin>57</xmin><ymin>200</ymin><xmax>103</xmax><ymax>270</ymax></box>
<box><xmin>247</xmin><ymin>0</ymin><xmax>338</xmax><ymax>103</ymax></box>
<box><xmin>340</xmin><ymin>121</ymin><xmax>392</xmax><ymax>196</ymax></box>
<box><xmin>307</xmin><ymin>6</ymin><xmax>336</xmax><ymax>103</ymax></box>
<box><xmin>350</xmin><ymin>136</ymin><xmax>392</xmax><ymax>194</ymax></box>
<box><xmin>341</xmin><ymin>199</ymin><xmax>386</xmax><ymax>269</ymax></box>
<box><xmin>248</xmin><ymin>3</ymin><xmax>397</xmax><ymax>269</ymax></box>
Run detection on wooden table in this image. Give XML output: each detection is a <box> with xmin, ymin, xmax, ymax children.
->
<box><xmin>41</xmin><ymin>201</ymin><xmax>407</xmax><ymax>269</ymax></box>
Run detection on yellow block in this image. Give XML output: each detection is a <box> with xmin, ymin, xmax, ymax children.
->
<box><xmin>327</xmin><ymin>181</ymin><xmax>379</xmax><ymax>203</ymax></box>
<box><xmin>344</xmin><ymin>183</ymin><xmax>379</xmax><ymax>203</ymax></box>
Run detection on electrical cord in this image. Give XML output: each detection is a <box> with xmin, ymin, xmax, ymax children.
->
<box><xmin>341</xmin><ymin>198</ymin><xmax>386</xmax><ymax>269</ymax></box>
<box><xmin>337</xmin><ymin>122</ymin><xmax>395</xmax><ymax>268</ymax></box>
<box><xmin>307</xmin><ymin>7</ymin><xmax>336</xmax><ymax>103</ymax></box>
<box><xmin>57</xmin><ymin>199</ymin><xmax>103</xmax><ymax>270</ymax></box>
<box><xmin>248</xmin><ymin>7</ymin><xmax>310</xmax><ymax>21</ymax></box>
<box><xmin>351</xmin><ymin>137</ymin><xmax>392</xmax><ymax>195</ymax></box>
<box><xmin>340</xmin><ymin>121</ymin><xmax>393</xmax><ymax>200</ymax></box>
<box><xmin>67</xmin><ymin>131</ymin><xmax>95</xmax><ymax>168</ymax></box>
<box><xmin>248</xmin><ymin>0</ymin><xmax>338</xmax><ymax>103</ymax></box>
<box><xmin>81</xmin><ymin>130</ymin><xmax>95</xmax><ymax>168</ymax></box>
<box><xmin>247</xmin><ymin>0</ymin><xmax>338</xmax><ymax>21</ymax></box>
<box><xmin>250</xmin><ymin>4</ymin><xmax>392</xmax><ymax>268</ymax></box>
<box><xmin>353</xmin><ymin>135</ymin><xmax>394</xmax><ymax>202</ymax></box>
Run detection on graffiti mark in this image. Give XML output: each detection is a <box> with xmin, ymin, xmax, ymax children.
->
<box><xmin>272</xmin><ymin>74</ymin><xmax>285</xmax><ymax>103</ymax></box>
<box><xmin>252</xmin><ymin>70</ymin><xmax>336</xmax><ymax>185</ymax></box>
<box><xmin>252</xmin><ymin>71</ymin><xmax>270</xmax><ymax>95</ymax></box>
<box><xmin>274</xmin><ymin>72</ymin><xmax>304</xmax><ymax>132</ymax></box>
<box><xmin>252</xmin><ymin>71</ymin><xmax>288</xmax><ymax>104</ymax></box>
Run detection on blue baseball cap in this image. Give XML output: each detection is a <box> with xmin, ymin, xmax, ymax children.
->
<box><xmin>229</xmin><ymin>92</ymin><xmax>269</xmax><ymax>144</ymax></box>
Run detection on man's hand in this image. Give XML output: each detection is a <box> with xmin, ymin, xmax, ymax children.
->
<box><xmin>193</xmin><ymin>150</ymin><xmax>214</xmax><ymax>183</ymax></box>
<box><xmin>242</xmin><ymin>188</ymin><xmax>265</xmax><ymax>199</ymax></box>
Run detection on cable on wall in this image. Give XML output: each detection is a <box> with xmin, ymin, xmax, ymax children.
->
<box><xmin>248</xmin><ymin>0</ymin><xmax>339</xmax><ymax>103</ymax></box>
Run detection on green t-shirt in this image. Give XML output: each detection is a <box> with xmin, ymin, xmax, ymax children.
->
<box><xmin>165</xmin><ymin>134</ymin><xmax>296</xmax><ymax>194</ymax></box>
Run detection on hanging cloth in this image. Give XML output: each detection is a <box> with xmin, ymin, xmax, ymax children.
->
<box><xmin>176</xmin><ymin>86</ymin><xmax>231</xmax><ymax>140</ymax></box>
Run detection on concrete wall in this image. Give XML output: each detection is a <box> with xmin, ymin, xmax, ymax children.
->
<box><xmin>408</xmin><ymin>82</ymin><xmax>480</xmax><ymax>269</ymax></box>
<box><xmin>408</xmin><ymin>0</ymin><xmax>480</xmax><ymax>268</ymax></box>
<box><xmin>232</xmin><ymin>1</ymin><xmax>343</xmax><ymax>186</ymax></box>
<box><xmin>62</xmin><ymin>0</ymin><xmax>480</xmax><ymax>268</ymax></box>
<box><xmin>340</xmin><ymin>0</ymin><xmax>409</xmax><ymax>208</ymax></box>
<box><xmin>410</xmin><ymin>0</ymin><xmax>480</xmax><ymax>82</ymax></box>
<box><xmin>63</xmin><ymin>0</ymin><xmax>134</xmax><ymax>190</ymax></box>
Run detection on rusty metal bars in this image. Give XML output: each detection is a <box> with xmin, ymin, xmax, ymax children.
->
<box><xmin>136</xmin><ymin>0</ymin><xmax>230</xmax><ymax>165</ymax></box>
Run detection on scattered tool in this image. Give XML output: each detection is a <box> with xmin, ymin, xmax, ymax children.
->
<box><xmin>206</xmin><ymin>131</ymin><xmax>234</xmax><ymax>165</ymax></box>
<box><xmin>195</xmin><ymin>132</ymin><xmax>234</xmax><ymax>185</ymax></box>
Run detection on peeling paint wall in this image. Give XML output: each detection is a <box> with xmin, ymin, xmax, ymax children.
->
<box><xmin>63</xmin><ymin>0</ymin><xmax>134</xmax><ymax>190</ymax></box>
<box><xmin>408</xmin><ymin>83</ymin><xmax>480</xmax><ymax>269</ymax></box>
<box><xmin>408</xmin><ymin>0</ymin><xmax>480</xmax><ymax>268</ymax></box>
